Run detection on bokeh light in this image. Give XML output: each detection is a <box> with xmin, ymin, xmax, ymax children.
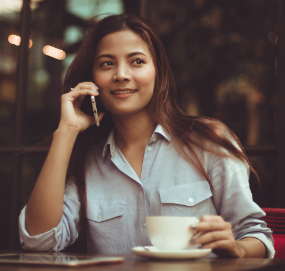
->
<box><xmin>8</xmin><ymin>34</ymin><xmax>32</xmax><ymax>48</ymax></box>
<box><xmin>43</xmin><ymin>45</ymin><xmax>66</xmax><ymax>60</ymax></box>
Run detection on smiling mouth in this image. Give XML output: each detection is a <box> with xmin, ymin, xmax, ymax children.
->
<box><xmin>111</xmin><ymin>89</ymin><xmax>138</xmax><ymax>95</ymax></box>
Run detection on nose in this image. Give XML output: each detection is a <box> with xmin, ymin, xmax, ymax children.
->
<box><xmin>113</xmin><ymin>64</ymin><xmax>131</xmax><ymax>82</ymax></box>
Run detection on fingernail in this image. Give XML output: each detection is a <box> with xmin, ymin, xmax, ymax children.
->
<box><xmin>190</xmin><ymin>239</ymin><xmax>196</xmax><ymax>244</ymax></box>
<box><xmin>93</xmin><ymin>89</ymin><xmax>99</xmax><ymax>94</ymax></box>
<box><xmin>191</xmin><ymin>224</ymin><xmax>196</xmax><ymax>229</ymax></box>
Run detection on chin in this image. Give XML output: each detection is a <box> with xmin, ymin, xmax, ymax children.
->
<box><xmin>109</xmin><ymin>107</ymin><xmax>150</xmax><ymax>118</ymax></box>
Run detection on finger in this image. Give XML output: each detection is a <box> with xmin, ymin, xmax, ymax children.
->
<box><xmin>78</xmin><ymin>81</ymin><xmax>98</xmax><ymax>88</ymax></box>
<box><xmin>69</xmin><ymin>84</ymin><xmax>98</xmax><ymax>95</ymax></box>
<box><xmin>199</xmin><ymin>215</ymin><xmax>224</xmax><ymax>223</ymax></box>
<box><xmin>192</xmin><ymin>229</ymin><xmax>233</xmax><ymax>245</ymax></box>
<box><xmin>85</xmin><ymin>82</ymin><xmax>99</xmax><ymax>89</ymax></box>
<box><xmin>202</xmin><ymin>239</ymin><xmax>238</xmax><ymax>255</ymax></box>
<box><xmin>75</xmin><ymin>82</ymin><xmax>99</xmax><ymax>92</ymax></box>
<box><xmin>71</xmin><ymin>88</ymin><xmax>99</xmax><ymax>98</ymax></box>
<box><xmin>65</xmin><ymin>87</ymin><xmax>99</xmax><ymax>100</ymax></box>
<box><xmin>69</xmin><ymin>89</ymin><xmax>99</xmax><ymax>108</ymax></box>
<box><xmin>190</xmin><ymin>221</ymin><xmax>232</xmax><ymax>232</ymax></box>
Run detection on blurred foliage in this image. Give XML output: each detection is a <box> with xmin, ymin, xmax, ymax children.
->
<box><xmin>148</xmin><ymin>0</ymin><xmax>279</xmax><ymax>207</ymax></box>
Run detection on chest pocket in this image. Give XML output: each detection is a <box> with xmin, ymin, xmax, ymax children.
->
<box><xmin>86</xmin><ymin>200</ymin><xmax>127</xmax><ymax>252</ymax></box>
<box><xmin>159</xmin><ymin>181</ymin><xmax>213</xmax><ymax>218</ymax></box>
<box><xmin>86</xmin><ymin>200</ymin><xmax>127</xmax><ymax>222</ymax></box>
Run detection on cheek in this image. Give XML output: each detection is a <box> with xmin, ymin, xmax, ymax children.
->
<box><xmin>136</xmin><ymin>68</ymin><xmax>156</xmax><ymax>87</ymax></box>
<box><xmin>93</xmin><ymin>71</ymin><xmax>110</xmax><ymax>89</ymax></box>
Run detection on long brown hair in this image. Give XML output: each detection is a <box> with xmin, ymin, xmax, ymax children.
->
<box><xmin>63</xmin><ymin>14</ymin><xmax>258</xmax><ymax>229</ymax></box>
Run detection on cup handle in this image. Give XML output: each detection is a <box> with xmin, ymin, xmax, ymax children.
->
<box><xmin>191</xmin><ymin>231</ymin><xmax>203</xmax><ymax>240</ymax></box>
<box><xmin>191</xmin><ymin>219</ymin><xmax>203</xmax><ymax>241</ymax></box>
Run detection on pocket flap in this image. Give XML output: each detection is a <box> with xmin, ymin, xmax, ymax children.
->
<box><xmin>86</xmin><ymin>200</ymin><xmax>127</xmax><ymax>222</ymax></box>
<box><xmin>159</xmin><ymin>181</ymin><xmax>212</xmax><ymax>207</ymax></box>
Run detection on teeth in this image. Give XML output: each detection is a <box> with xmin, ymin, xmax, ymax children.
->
<box><xmin>113</xmin><ymin>90</ymin><xmax>136</xmax><ymax>94</ymax></box>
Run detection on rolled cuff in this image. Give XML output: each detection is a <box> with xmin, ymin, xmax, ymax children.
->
<box><xmin>19</xmin><ymin>206</ymin><xmax>63</xmax><ymax>251</ymax></box>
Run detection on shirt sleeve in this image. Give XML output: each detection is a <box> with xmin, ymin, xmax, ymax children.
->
<box><xmin>18</xmin><ymin>181</ymin><xmax>81</xmax><ymax>251</ymax></box>
<box><xmin>209</xmin><ymin>155</ymin><xmax>275</xmax><ymax>258</ymax></box>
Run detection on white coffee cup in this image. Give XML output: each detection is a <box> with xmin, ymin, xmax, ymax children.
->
<box><xmin>145</xmin><ymin>216</ymin><xmax>199</xmax><ymax>251</ymax></box>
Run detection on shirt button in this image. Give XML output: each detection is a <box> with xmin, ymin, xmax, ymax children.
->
<box><xmin>188</xmin><ymin>197</ymin><xmax>194</xmax><ymax>203</ymax></box>
<box><xmin>142</xmin><ymin>222</ymin><xmax>146</xmax><ymax>228</ymax></box>
<box><xmin>147</xmin><ymin>146</ymin><xmax>152</xmax><ymax>151</ymax></box>
<box><xmin>97</xmin><ymin>213</ymin><xmax>102</xmax><ymax>220</ymax></box>
<box><xmin>152</xmin><ymin>136</ymin><xmax>156</xmax><ymax>142</ymax></box>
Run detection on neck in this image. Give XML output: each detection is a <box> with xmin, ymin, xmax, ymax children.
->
<box><xmin>112</xmin><ymin>112</ymin><xmax>156</xmax><ymax>149</ymax></box>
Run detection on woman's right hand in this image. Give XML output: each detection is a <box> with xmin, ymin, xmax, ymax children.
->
<box><xmin>26</xmin><ymin>82</ymin><xmax>104</xmax><ymax>236</ymax></box>
<box><xmin>58</xmin><ymin>82</ymin><xmax>105</xmax><ymax>133</ymax></box>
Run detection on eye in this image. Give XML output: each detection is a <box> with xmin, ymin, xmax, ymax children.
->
<box><xmin>100</xmin><ymin>61</ymin><xmax>114</xmax><ymax>67</ymax></box>
<box><xmin>133</xmin><ymin>58</ymin><xmax>145</xmax><ymax>65</ymax></box>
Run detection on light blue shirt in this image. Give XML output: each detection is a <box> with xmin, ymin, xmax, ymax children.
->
<box><xmin>19</xmin><ymin>125</ymin><xmax>275</xmax><ymax>257</ymax></box>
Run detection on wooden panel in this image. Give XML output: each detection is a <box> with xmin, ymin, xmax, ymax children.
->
<box><xmin>9</xmin><ymin>0</ymin><xmax>31</xmax><ymax>249</ymax></box>
<box><xmin>276</xmin><ymin>0</ymin><xmax>285</xmax><ymax>207</ymax></box>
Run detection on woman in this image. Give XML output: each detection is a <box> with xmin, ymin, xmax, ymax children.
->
<box><xmin>19</xmin><ymin>14</ymin><xmax>274</xmax><ymax>258</ymax></box>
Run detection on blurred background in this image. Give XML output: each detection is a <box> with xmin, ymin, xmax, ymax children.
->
<box><xmin>0</xmin><ymin>0</ymin><xmax>282</xmax><ymax>250</ymax></box>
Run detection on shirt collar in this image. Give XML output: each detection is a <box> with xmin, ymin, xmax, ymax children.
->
<box><xmin>102</xmin><ymin>124</ymin><xmax>171</xmax><ymax>157</ymax></box>
<box><xmin>153</xmin><ymin>124</ymin><xmax>171</xmax><ymax>142</ymax></box>
<box><xmin>103</xmin><ymin>128</ymin><xmax>116</xmax><ymax>157</ymax></box>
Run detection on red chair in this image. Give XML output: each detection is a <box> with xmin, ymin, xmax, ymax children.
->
<box><xmin>262</xmin><ymin>208</ymin><xmax>285</xmax><ymax>259</ymax></box>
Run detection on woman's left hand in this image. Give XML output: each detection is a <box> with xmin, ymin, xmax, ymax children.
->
<box><xmin>189</xmin><ymin>215</ymin><xmax>245</xmax><ymax>258</ymax></box>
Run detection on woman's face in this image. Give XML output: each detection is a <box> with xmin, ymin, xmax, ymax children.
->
<box><xmin>93</xmin><ymin>30</ymin><xmax>156</xmax><ymax>117</ymax></box>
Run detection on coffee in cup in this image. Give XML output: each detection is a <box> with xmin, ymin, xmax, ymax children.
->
<box><xmin>145</xmin><ymin>216</ymin><xmax>198</xmax><ymax>251</ymax></box>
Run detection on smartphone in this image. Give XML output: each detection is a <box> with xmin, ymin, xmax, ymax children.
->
<box><xmin>91</xmin><ymin>96</ymin><xmax>100</xmax><ymax>126</ymax></box>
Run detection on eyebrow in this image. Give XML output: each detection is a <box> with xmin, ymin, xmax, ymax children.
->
<box><xmin>96</xmin><ymin>51</ymin><xmax>147</xmax><ymax>61</ymax></box>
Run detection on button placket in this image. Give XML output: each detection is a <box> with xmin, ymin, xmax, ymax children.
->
<box><xmin>141</xmin><ymin>135</ymin><xmax>159</xmax><ymax>182</ymax></box>
<box><xmin>188</xmin><ymin>197</ymin><xmax>194</xmax><ymax>203</ymax></box>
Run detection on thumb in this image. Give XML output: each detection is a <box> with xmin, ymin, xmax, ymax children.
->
<box><xmin>98</xmin><ymin>112</ymin><xmax>105</xmax><ymax>122</ymax></box>
<box><xmin>87</xmin><ymin>112</ymin><xmax>105</xmax><ymax>128</ymax></box>
<box><xmin>87</xmin><ymin>115</ymin><xmax>97</xmax><ymax>127</ymax></box>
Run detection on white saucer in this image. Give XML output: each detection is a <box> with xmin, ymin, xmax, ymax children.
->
<box><xmin>132</xmin><ymin>246</ymin><xmax>212</xmax><ymax>259</ymax></box>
